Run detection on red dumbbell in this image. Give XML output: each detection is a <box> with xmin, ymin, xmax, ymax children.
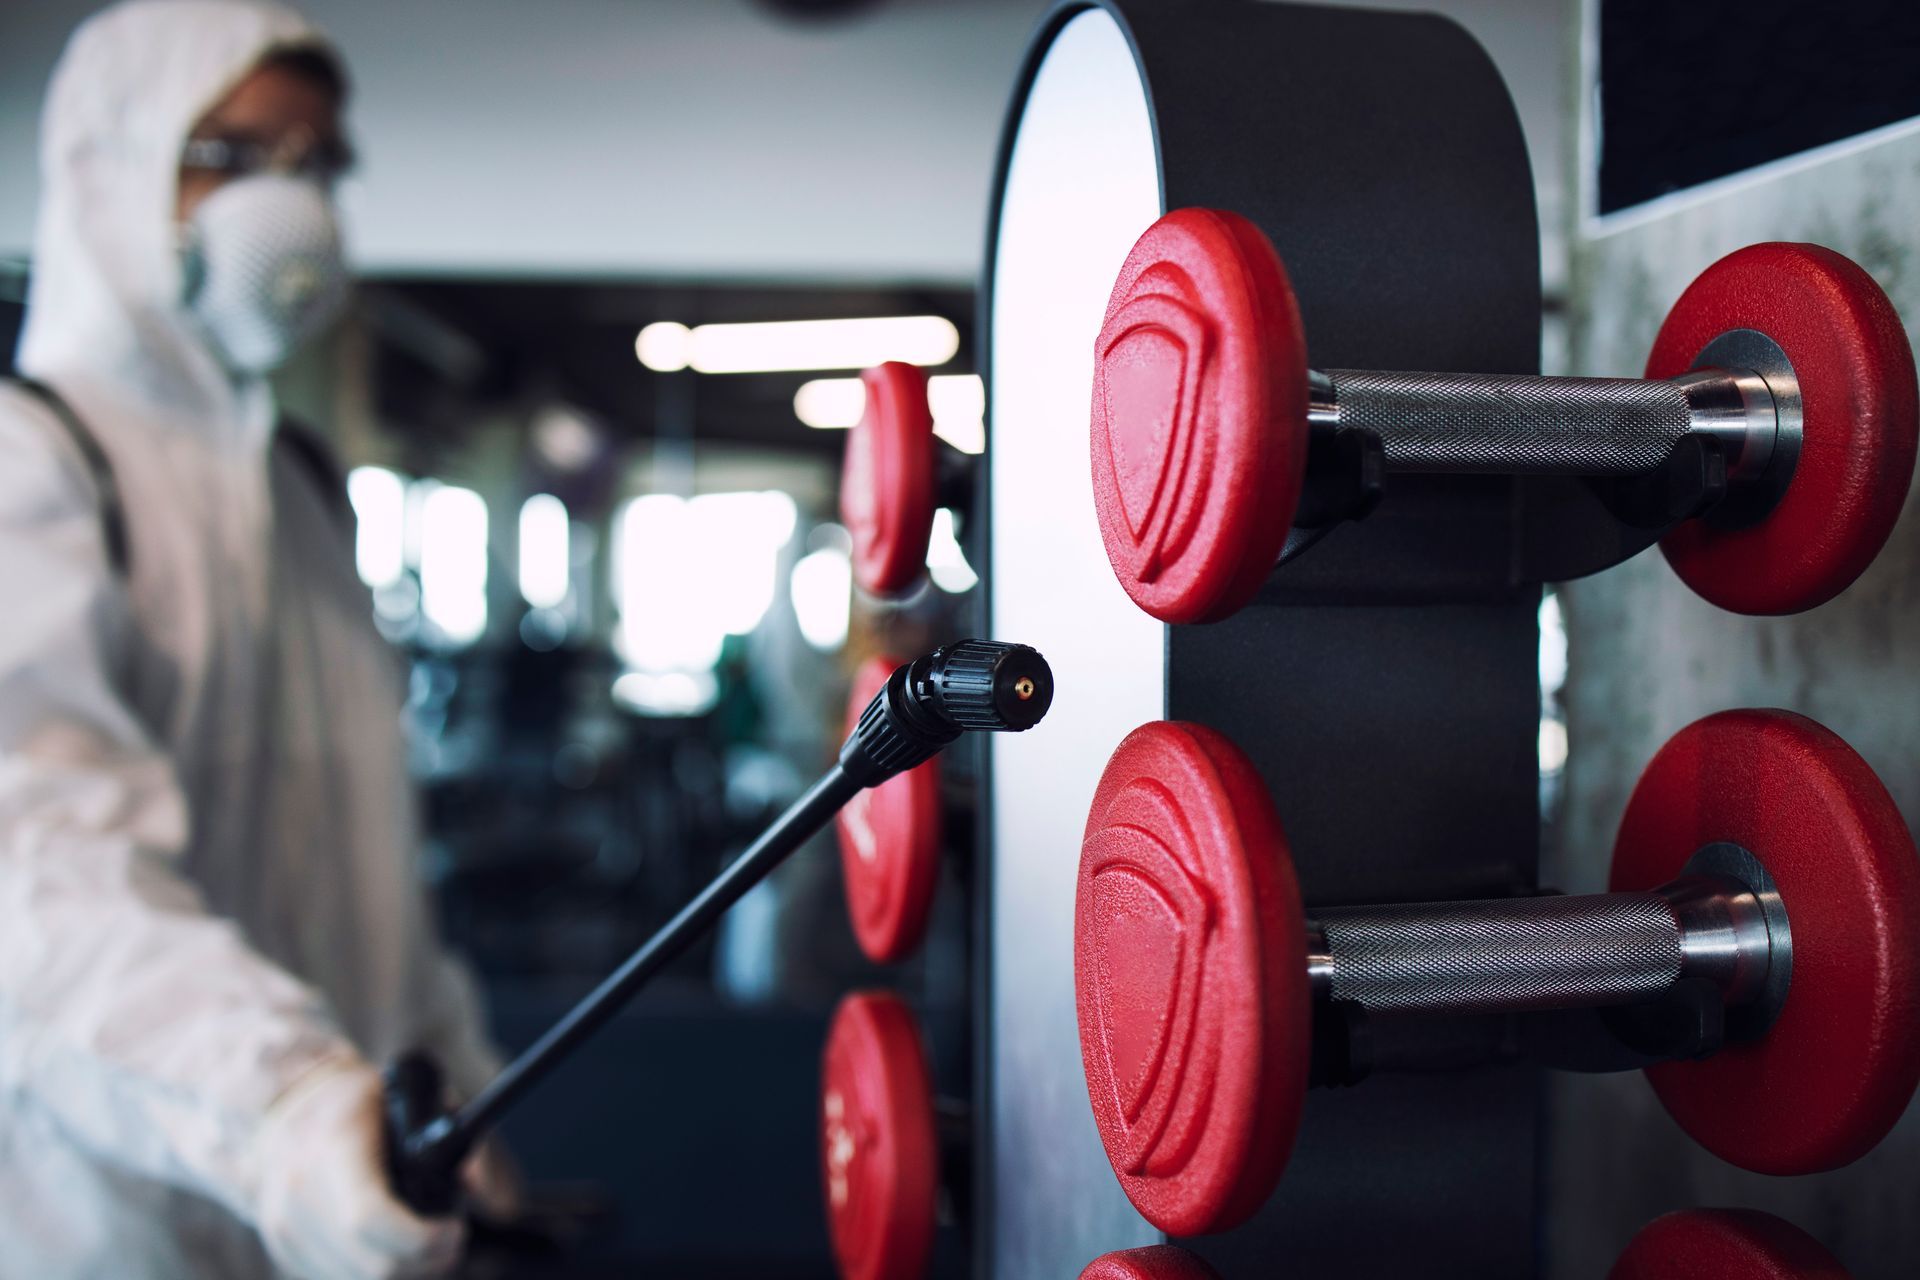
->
<box><xmin>1078</xmin><ymin>1208</ymin><xmax>1849</xmax><ymax>1279</ymax></box>
<box><xmin>1075</xmin><ymin>711</ymin><xmax>1920</xmax><ymax>1235</ymax></box>
<box><xmin>841</xmin><ymin>363</ymin><xmax>975</xmax><ymax>599</ymax></box>
<box><xmin>836</xmin><ymin>655</ymin><xmax>945</xmax><ymax>963</ymax></box>
<box><xmin>1081</xmin><ymin>1246</ymin><xmax>1221</xmax><ymax>1279</ymax></box>
<box><xmin>1090</xmin><ymin>208</ymin><xmax>1917</xmax><ymax>622</ymax></box>
<box><xmin>1611</xmin><ymin>1209</ymin><xmax>1854</xmax><ymax>1280</ymax></box>
<box><xmin>820</xmin><ymin>991</ymin><xmax>966</xmax><ymax>1280</ymax></box>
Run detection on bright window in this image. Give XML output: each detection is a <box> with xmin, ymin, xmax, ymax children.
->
<box><xmin>613</xmin><ymin>491</ymin><xmax>798</xmax><ymax>674</ymax></box>
<box><xmin>418</xmin><ymin>483</ymin><xmax>488</xmax><ymax>646</ymax></box>
<box><xmin>791</xmin><ymin>545</ymin><xmax>852</xmax><ymax>651</ymax></box>
<box><xmin>518</xmin><ymin>493</ymin><xmax>570</xmax><ymax>610</ymax></box>
<box><xmin>346</xmin><ymin>466</ymin><xmax>406</xmax><ymax>588</ymax></box>
<box><xmin>926</xmin><ymin>507</ymin><xmax>977</xmax><ymax>594</ymax></box>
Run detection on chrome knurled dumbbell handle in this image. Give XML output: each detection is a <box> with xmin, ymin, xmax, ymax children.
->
<box><xmin>1309</xmin><ymin>357</ymin><xmax>1782</xmax><ymax>485</ymax></box>
<box><xmin>1305</xmin><ymin>876</ymin><xmax>1776</xmax><ymax>1017</ymax></box>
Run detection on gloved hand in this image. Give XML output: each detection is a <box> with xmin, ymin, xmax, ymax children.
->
<box><xmin>253</xmin><ymin>1057</ymin><xmax>466</xmax><ymax>1280</ymax></box>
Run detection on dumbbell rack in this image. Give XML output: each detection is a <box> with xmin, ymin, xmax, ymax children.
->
<box><xmin>981</xmin><ymin>1</ymin><xmax>1545</xmax><ymax>1276</ymax></box>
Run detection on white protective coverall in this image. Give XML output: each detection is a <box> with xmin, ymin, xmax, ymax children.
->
<box><xmin>0</xmin><ymin>2</ymin><xmax>500</xmax><ymax>1275</ymax></box>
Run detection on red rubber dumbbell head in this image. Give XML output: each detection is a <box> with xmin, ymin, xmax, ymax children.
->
<box><xmin>843</xmin><ymin>363</ymin><xmax>938</xmax><ymax>599</ymax></box>
<box><xmin>1081</xmin><ymin>1246</ymin><xmax>1224</xmax><ymax>1280</ymax></box>
<box><xmin>836</xmin><ymin>655</ymin><xmax>943</xmax><ymax>964</ymax></box>
<box><xmin>1077</xmin><ymin>710</ymin><xmax>1920</xmax><ymax>1234</ymax></box>
<box><xmin>1611</xmin><ymin>708</ymin><xmax>1920</xmax><ymax>1173</ymax></box>
<box><xmin>1610</xmin><ymin>1209</ymin><xmax>1852</xmax><ymax>1280</ymax></box>
<box><xmin>1093</xmin><ymin>215</ymin><xmax>1918</xmax><ymax>622</ymax></box>
<box><xmin>821</xmin><ymin>991</ymin><xmax>938</xmax><ymax>1280</ymax></box>
<box><xmin>1074</xmin><ymin>721</ymin><xmax>1310</xmax><ymax>1236</ymax></box>
<box><xmin>1652</xmin><ymin>243</ymin><xmax>1918</xmax><ymax>614</ymax></box>
<box><xmin>1089</xmin><ymin>209</ymin><xmax>1310</xmax><ymax>625</ymax></box>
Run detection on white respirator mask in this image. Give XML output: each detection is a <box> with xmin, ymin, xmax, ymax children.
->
<box><xmin>179</xmin><ymin>173</ymin><xmax>351</xmax><ymax>375</ymax></box>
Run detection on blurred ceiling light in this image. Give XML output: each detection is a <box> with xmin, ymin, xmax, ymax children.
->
<box><xmin>635</xmin><ymin>321</ymin><xmax>691</xmax><ymax>372</ymax></box>
<box><xmin>531</xmin><ymin>405</ymin><xmax>600</xmax><ymax>472</ymax></box>
<box><xmin>346</xmin><ymin>466</ymin><xmax>406</xmax><ymax>589</ymax></box>
<box><xmin>793</xmin><ymin>373</ymin><xmax>985</xmax><ymax>454</ymax></box>
<box><xmin>1539</xmin><ymin>590</ymin><xmax>1569</xmax><ymax>696</ymax></box>
<box><xmin>926</xmin><ymin>508</ymin><xmax>978</xmax><ymax>594</ymax></box>
<box><xmin>418</xmin><ymin>483</ymin><xmax>488</xmax><ymax>646</ymax></box>
<box><xmin>402</xmin><ymin>477</ymin><xmax>433</xmax><ymax>568</ymax></box>
<box><xmin>791</xmin><ymin>546</ymin><xmax>851</xmax><ymax>651</ymax></box>
<box><xmin>929</xmin><ymin>374</ymin><xmax>987</xmax><ymax>453</ymax></box>
<box><xmin>615</xmin><ymin>495</ymin><xmax>723</xmax><ymax>673</ymax></box>
<box><xmin>612</xmin><ymin>669</ymin><xmax>719</xmax><ymax>718</ymax></box>
<box><xmin>1539</xmin><ymin>716</ymin><xmax>1570</xmax><ymax>775</ymax></box>
<box><xmin>638</xmin><ymin>315</ymin><xmax>960</xmax><ymax>375</ymax></box>
<box><xmin>807</xmin><ymin>520</ymin><xmax>852</xmax><ymax>555</ymax></box>
<box><xmin>792</xmin><ymin>378</ymin><xmax>867</xmax><ymax>430</ymax></box>
<box><xmin>520</xmin><ymin>607</ymin><xmax>568</xmax><ymax>652</ymax></box>
<box><xmin>518</xmin><ymin>494</ymin><xmax>570</xmax><ymax>610</ymax></box>
<box><xmin>691</xmin><ymin>491</ymin><xmax>797</xmax><ymax>635</ymax></box>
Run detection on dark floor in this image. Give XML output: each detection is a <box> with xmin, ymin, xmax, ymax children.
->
<box><xmin>470</xmin><ymin>979</ymin><xmax>840</xmax><ymax>1278</ymax></box>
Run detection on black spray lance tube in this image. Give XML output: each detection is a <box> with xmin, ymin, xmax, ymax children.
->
<box><xmin>384</xmin><ymin>639</ymin><xmax>1054</xmax><ymax>1215</ymax></box>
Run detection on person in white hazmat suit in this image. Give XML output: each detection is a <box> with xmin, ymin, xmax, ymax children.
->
<box><xmin>0</xmin><ymin>2</ymin><xmax>515</xmax><ymax>1276</ymax></box>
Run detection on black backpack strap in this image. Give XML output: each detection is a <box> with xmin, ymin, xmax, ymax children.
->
<box><xmin>274</xmin><ymin>416</ymin><xmax>354</xmax><ymax>530</ymax></box>
<box><xmin>9</xmin><ymin>377</ymin><xmax>131</xmax><ymax>578</ymax></box>
<box><xmin>2</xmin><ymin>385</ymin><xmax>352</xmax><ymax>580</ymax></box>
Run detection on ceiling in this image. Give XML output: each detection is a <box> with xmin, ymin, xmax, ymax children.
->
<box><xmin>365</xmin><ymin>276</ymin><xmax>975</xmax><ymax>464</ymax></box>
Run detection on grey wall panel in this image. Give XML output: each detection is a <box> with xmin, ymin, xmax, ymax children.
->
<box><xmin>1548</xmin><ymin>115</ymin><xmax>1920</xmax><ymax>1280</ymax></box>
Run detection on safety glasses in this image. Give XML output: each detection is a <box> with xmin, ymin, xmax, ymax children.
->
<box><xmin>180</xmin><ymin>126</ymin><xmax>356</xmax><ymax>188</ymax></box>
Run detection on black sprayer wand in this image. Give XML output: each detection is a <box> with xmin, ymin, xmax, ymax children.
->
<box><xmin>383</xmin><ymin>639</ymin><xmax>1054</xmax><ymax>1215</ymax></box>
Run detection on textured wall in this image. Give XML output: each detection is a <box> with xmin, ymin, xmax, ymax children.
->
<box><xmin>1544</xmin><ymin>121</ymin><xmax>1920</xmax><ymax>1279</ymax></box>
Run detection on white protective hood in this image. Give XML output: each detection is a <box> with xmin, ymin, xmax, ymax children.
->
<box><xmin>17</xmin><ymin>0</ymin><xmax>335</xmax><ymax>419</ymax></box>
<box><xmin>0</xmin><ymin>4</ymin><xmax>500</xmax><ymax>1277</ymax></box>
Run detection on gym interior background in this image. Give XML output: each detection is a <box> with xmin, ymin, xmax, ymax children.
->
<box><xmin>3</xmin><ymin>1</ymin><xmax>1918</xmax><ymax>1277</ymax></box>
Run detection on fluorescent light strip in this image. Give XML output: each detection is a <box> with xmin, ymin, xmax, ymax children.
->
<box><xmin>792</xmin><ymin>378</ymin><xmax>867</xmax><ymax>430</ymax></box>
<box><xmin>793</xmin><ymin>373</ymin><xmax>985</xmax><ymax>455</ymax></box>
<box><xmin>636</xmin><ymin>315</ymin><xmax>959</xmax><ymax>374</ymax></box>
<box><xmin>635</xmin><ymin>322</ymin><xmax>690</xmax><ymax>372</ymax></box>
